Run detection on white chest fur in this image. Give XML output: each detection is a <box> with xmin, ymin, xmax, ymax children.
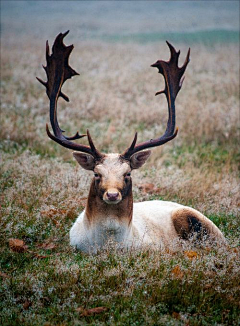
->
<box><xmin>69</xmin><ymin>200</ymin><xmax>184</xmax><ymax>253</ymax></box>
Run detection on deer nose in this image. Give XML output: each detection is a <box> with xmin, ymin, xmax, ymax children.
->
<box><xmin>107</xmin><ymin>192</ymin><xmax>119</xmax><ymax>201</ymax></box>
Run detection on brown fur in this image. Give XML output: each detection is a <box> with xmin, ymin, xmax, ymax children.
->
<box><xmin>86</xmin><ymin>179</ymin><xmax>133</xmax><ymax>225</ymax></box>
<box><xmin>172</xmin><ymin>208</ymin><xmax>210</xmax><ymax>241</ymax></box>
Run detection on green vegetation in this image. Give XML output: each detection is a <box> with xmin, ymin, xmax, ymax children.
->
<box><xmin>0</xmin><ymin>245</ymin><xmax>239</xmax><ymax>325</ymax></box>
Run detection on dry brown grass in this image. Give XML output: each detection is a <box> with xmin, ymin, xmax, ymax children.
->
<box><xmin>1</xmin><ymin>40</ymin><xmax>239</xmax><ymax>143</ymax></box>
<box><xmin>1</xmin><ymin>39</ymin><xmax>239</xmax><ymax>217</ymax></box>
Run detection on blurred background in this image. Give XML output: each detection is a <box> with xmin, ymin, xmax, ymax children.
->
<box><xmin>1</xmin><ymin>1</ymin><xmax>239</xmax><ymax>43</ymax></box>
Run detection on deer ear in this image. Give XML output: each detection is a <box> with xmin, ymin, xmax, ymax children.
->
<box><xmin>130</xmin><ymin>150</ymin><xmax>151</xmax><ymax>169</ymax></box>
<box><xmin>73</xmin><ymin>152</ymin><xmax>95</xmax><ymax>171</ymax></box>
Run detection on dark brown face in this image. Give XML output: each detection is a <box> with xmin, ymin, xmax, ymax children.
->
<box><xmin>93</xmin><ymin>154</ymin><xmax>132</xmax><ymax>204</ymax></box>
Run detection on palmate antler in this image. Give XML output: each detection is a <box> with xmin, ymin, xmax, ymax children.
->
<box><xmin>122</xmin><ymin>41</ymin><xmax>190</xmax><ymax>159</ymax></box>
<box><xmin>38</xmin><ymin>31</ymin><xmax>190</xmax><ymax>160</ymax></box>
<box><xmin>37</xmin><ymin>31</ymin><xmax>103</xmax><ymax>160</ymax></box>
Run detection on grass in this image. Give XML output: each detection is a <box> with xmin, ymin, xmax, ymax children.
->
<box><xmin>0</xmin><ymin>244</ymin><xmax>239</xmax><ymax>325</ymax></box>
<box><xmin>165</xmin><ymin>142</ymin><xmax>239</xmax><ymax>170</ymax></box>
<box><xmin>1</xmin><ymin>22</ymin><xmax>239</xmax><ymax>325</ymax></box>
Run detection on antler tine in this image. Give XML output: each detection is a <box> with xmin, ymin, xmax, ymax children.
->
<box><xmin>37</xmin><ymin>31</ymin><xmax>103</xmax><ymax>159</ymax></box>
<box><xmin>122</xmin><ymin>41</ymin><xmax>190</xmax><ymax>159</ymax></box>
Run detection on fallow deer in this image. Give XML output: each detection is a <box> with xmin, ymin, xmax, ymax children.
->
<box><xmin>37</xmin><ymin>31</ymin><xmax>226</xmax><ymax>253</ymax></box>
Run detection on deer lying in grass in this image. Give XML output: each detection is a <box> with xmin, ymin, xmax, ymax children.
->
<box><xmin>37</xmin><ymin>31</ymin><xmax>226</xmax><ymax>253</ymax></box>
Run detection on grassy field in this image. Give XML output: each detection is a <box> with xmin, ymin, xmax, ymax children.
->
<box><xmin>1</xmin><ymin>2</ymin><xmax>240</xmax><ymax>325</ymax></box>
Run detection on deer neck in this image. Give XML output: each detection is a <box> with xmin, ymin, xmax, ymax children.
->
<box><xmin>84</xmin><ymin>179</ymin><xmax>133</xmax><ymax>241</ymax></box>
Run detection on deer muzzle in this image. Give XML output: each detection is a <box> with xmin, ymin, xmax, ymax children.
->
<box><xmin>103</xmin><ymin>189</ymin><xmax>122</xmax><ymax>204</ymax></box>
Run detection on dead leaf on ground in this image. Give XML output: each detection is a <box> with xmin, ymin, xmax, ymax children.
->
<box><xmin>184</xmin><ymin>250</ymin><xmax>199</xmax><ymax>259</ymax></box>
<box><xmin>204</xmin><ymin>283</ymin><xmax>212</xmax><ymax>289</ymax></box>
<box><xmin>76</xmin><ymin>306</ymin><xmax>108</xmax><ymax>316</ymax></box>
<box><xmin>172</xmin><ymin>311</ymin><xmax>180</xmax><ymax>319</ymax></box>
<box><xmin>231</xmin><ymin>247</ymin><xmax>239</xmax><ymax>254</ymax></box>
<box><xmin>23</xmin><ymin>300</ymin><xmax>32</xmax><ymax>310</ymax></box>
<box><xmin>26</xmin><ymin>250</ymin><xmax>50</xmax><ymax>259</ymax></box>
<box><xmin>139</xmin><ymin>183</ymin><xmax>158</xmax><ymax>194</ymax></box>
<box><xmin>0</xmin><ymin>271</ymin><xmax>10</xmax><ymax>278</ymax></box>
<box><xmin>40</xmin><ymin>206</ymin><xmax>80</xmax><ymax>225</ymax></box>
<box><xmin>9</xmin><ymin>238</ymin><xmax>27</xmax><ymax>253</ymax></box>
<box><xmin>171</xmin><ymin>265</ymin><xmax>184</xmax><ymax>279</ymax></box>
<box><xmin>204</xmin><ymin>247</ymin><xmax>211</xmax><ymax>253</ymax></box>
<box><xmin>40</xmin><ymin>208</ymin><xmax>62</xmax><ymax>218</ymax></box>
<box><xmin>37</xmin><ymin>242</ymin><xmax>56</xmax><ymax>250</ymax></box>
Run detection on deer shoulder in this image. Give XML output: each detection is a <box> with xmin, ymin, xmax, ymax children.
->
<box><xmin>38</xmin><ymin>32</ymin><xmax>226</xmax><ymax>253</ymax></box>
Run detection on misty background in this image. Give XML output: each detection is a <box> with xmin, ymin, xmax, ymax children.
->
<box><xmin>1</xmin><ymin>1</ymin><xmax>239</xmax><ymax>45</ymax></box>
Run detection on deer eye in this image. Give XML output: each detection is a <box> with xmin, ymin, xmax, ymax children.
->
<box><xmin>94</xmin><ymin>173</ymin><xmax>100</xmax><ymax>179</ymax></box>
<box><xmin>125</xmin><ymin>172</ymin><xmax>131</xmax><ymax>181</ymax></box>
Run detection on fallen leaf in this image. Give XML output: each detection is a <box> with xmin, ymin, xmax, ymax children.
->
<box><xmin>204</xmin><ymin>247</ymin><xmax>211</xmax><ymax>253</ymax></box>
<box><xmin>26</xmin><ymin>250</ymin><xmax>50</xmax><ymax>259</ymax></box>
<box><xmin>0</xmin><ymin>271</ymin><xmax>10</xmax><ymax>278</ymax></box>
<box><xmin>139</xmin><ymin>183</ymin><xmax>156</xmax><ymax>194</ymax></box>
<box><xmin>184</xmin><ymin>250</ymin><xmax>199</xmax><ymax>259</ymax></box>
<box><xmin>40</xmin><ymin>208</ymin><xmax>58</xmax><ymax>218</ymax></box>
<box><xmin>171</xmin><ymin>265</ymin><xmax>184</xmax><ymax>279</ymax></box>
<box><xmin>232</xmin><ymin>247</ymin><xmax>239</xmax><ymax>254</ymax></box>
<box><xmin>23</xmin><ymin>300</ymin><xmax>32</xmax><ymax>310</ymax></box>
<box><xmin>76</xmin><ymin>307</ymin><xmax>84</xmax><ymax>313</ymax></box>
<box><xmin>172</xmin><ymin>311</ymin><xmax>180</xmax><ymax>319</ymax></box>
<box><xmin>76</xmin><ymin>306</ymin><xmax>108</xmax><ymax>316</ymax></box>
<box><xmin>38</xmin><ymin>242</ymin><xmax>56</xmax><ymax>250</ymax></box>
<box><xmin>204</xmin><ymin>283</ymin><xmax>212</xmax><ymax>289</ymax></box>
<box><xmin>9</xmin><ymin>238</ymin><xmax>27</xmax><ymax>253</ymax></box>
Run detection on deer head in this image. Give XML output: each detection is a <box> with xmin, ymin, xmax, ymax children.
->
<box><xmin>37</xmin><ymin>31</ymin><xmax>190</xmax><ymax>205</ymax></box>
